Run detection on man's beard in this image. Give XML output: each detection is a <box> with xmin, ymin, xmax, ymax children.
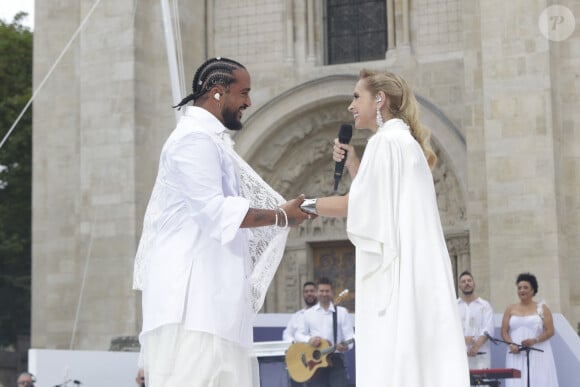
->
<box><xmin>304</xmin><ymin>297</ymin><xmax>317</xmax><ymax>307</ymax></box>
<box><xmin>461</xmin><ymin>289</ymin><xmax>474</xmax><ymax>296</ymax></box>
<box><xmin>222</xmin><ymin>105</ymin><xmax>243</xmax><ymax>131</ymax></box>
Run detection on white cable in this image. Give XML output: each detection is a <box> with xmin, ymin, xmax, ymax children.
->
<box><xmin>69</xmin><ymin>0</ymin><xmax>141</xmax><ymax>350</ymax></box>
<box><xmin>68</xmin><ymin>0</ymin><xmax>110</xmax><ymax>348</ymax></box>
<box><xmin>0</xmin><ymin>0</ymin><xmax>142</xmax><ymax>348</ymax></box>
<box><xmin>160</xmin><ymin>0</ymin><xmax>182</xmax><ymax>123</ymax></box>
<box><xmin>0</xmin><ymin>0</ymin><xmax>105</xmax><ymax>151</ymax></box>
<box><xmin>69</xmin><ymin>176</ymin><xmax>100</xmax><ymax>350</ymax></box>
<box><xmin>132</xmin><ymin>0</ymin><xmax>140</xmax><ymax>26</ymax></box>
<box><xmin>172</xmin><ymin>0</ymin><xmax>186</xmax><ymax>96</ymax></box>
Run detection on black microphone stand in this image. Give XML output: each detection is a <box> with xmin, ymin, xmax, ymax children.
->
<box><xmin>485</xmin><ymin>333</ymin><xmax>543</xmax><ymax>387</ymax></box>
<box><xmin>54</xmin><ymin>379</ymin><xmax>82</xmax><ymax>387</ymax></box>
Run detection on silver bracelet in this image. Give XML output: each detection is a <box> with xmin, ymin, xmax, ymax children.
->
<box><xmin>274</xmin><ymin>208</ymin><xmax>279</xmax><ymax>227</ymax></box>
<box><xmin>300</xmin><ymin>198</ymin><xmax>318</xmax><ymax>215</ymax></box>
<box><xmin>277</xmin><ymin>207</ymin><xmax>288</xmax><ymax>228</ymax></box>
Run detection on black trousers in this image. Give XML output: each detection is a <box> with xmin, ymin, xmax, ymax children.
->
<box><xmin>288</xmin><ymin>376</ymin><xmax>307</xmax><ymax>387</ymax></box>
<box><xmin>306</xmin><ymin>354</ymin><xmax>348</xmax><ymax>387</ymax></box>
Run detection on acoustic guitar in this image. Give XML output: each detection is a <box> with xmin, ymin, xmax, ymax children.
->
<box><xmin>285</xmin><ymin>290</ymin><xmax>354</xmax><ymax>382</ymax></box>
<box><xmin>285</xmin><ymin>337</ymin><xmax>355</xmax><ymax>382</ymax></box>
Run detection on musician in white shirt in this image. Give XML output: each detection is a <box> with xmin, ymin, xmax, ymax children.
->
<box><xmin>133</xmin><ymin>57</ymin><xmax>309</xmax><ymax>387</ymax></box>
<box><xmin>457</xmin><ymin>270</ymin><xmax>495</xmax><ymax>369</ymax></box>
<box><xmin>283</xmin><ymin>281</ymin><xmax>317</xmax><ymax>387</ymax></box>
<box><xmin>283</xmin><ymin>281</ymin><xmax>318</xmax><ymax>343</ymax></box>
<box><xmin>295</xmin><ymin>277</ymin><xmax>354</xmax><ymax>387</ymax></box>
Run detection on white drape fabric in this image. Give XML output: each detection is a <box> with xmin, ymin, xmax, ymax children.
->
<box><xmin>347</xmin><ymin>118</ymin><xmax>470</xmax><ymax>386</ymax></box>
<box><xmin>141</xmin><ymin>324</ymin><xmax>259</xmax><ymax>387</ymax></box>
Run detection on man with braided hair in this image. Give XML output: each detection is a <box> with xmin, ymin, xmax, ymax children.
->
<box><xmin>133</xmin><ymin>57</ymin><xmax>309</xmax><ymax>387</ymax></box>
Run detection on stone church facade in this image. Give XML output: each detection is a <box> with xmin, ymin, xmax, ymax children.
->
<box><xmin>31</xmin><ymin>0</ymin><xmax>579</xmax><ymax>350</ymax></box>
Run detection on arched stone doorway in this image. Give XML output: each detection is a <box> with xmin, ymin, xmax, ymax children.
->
<box><xmin>235</xmin><ymin>75</ymin><xmax>469</xmax><ymax>313</ymax></box>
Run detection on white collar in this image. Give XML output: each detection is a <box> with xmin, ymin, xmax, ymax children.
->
<box><xmin>457</xmin><ymin>296</ymin><xmax>483</xmax><ymax>305</ymax></box>
<box><xmin>314</xmin><ymin>302</ymin><xmax>336</xmax><ymax>313</ymax></box>
<box><xmin>183</xmin><ymin>106</ymin><xmax>227</xmax><ymax>135</ymax></box>
<box><xmin>377</xmin><ymin>118</ymin><xmax>409</xmax><ymax>133</ymax></box>
<box><xmin>183</xmin><ymin>106</ymin><xmax>234</xmax><ymax>146</ymax></box>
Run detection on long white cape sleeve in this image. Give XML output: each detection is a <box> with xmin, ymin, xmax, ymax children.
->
<box><xmin>347</xmin><ymin>130</ymin><xmax>403</xmax><ymax>278</ymax></box>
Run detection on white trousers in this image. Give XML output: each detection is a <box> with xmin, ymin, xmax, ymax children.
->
<box><xmin>140</xmin><ymin>324</ymin><xmax>259</xmax><ymax>387</ymax></box>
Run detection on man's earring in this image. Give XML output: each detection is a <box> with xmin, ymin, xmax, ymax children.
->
<box><xmin>214</xmin><ymin>93</ymin><xmax>221</xmax><ymax>101</ymax></box>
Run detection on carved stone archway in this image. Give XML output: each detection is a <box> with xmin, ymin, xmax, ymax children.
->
<box><xmin>236</xmin><ymin>76</ymin><xmax>469</xmax><ymax>312</ymax></box>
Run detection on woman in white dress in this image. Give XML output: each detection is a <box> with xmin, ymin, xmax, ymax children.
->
<box><xmin>501</xmin><ymin>273</ymin><xmax>559</xmax><ymax>387</ymax></box>
<box><xmin>300</xmin><ymin>69</ymin><xmax>470</xmax><ymax>386</ymax></box>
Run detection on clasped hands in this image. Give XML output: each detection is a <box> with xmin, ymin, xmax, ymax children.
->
<box><xmin>508</xmin><ymin>337</ymin><xmax>539</xmax><ymax>354</ymax></box>
<box><xmin>465</xmin><ymin>336</ymin><xmax>480</xmax><ymax>357</ymax></box>
<box><xmin>279</xmin><ymin>194</ymin><xmax>314</xmax><ymax>226</ymax></box>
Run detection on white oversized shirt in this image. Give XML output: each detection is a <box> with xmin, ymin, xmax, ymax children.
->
<box><xmin>282</xmin><ymin>308</ymin><xmax>308</xmax><ymax>342</ymax></box>
<box><xmin>295</xmin><ymin>303</ymin><xmax>354</xmax><ymax>350</ymax></box>
<box><xmin>136</xmin><ymin>107</ymin><xmax>257</xmax><ymax>347</ymax></box>
<box><xmin>457</xmin><ymin>297</ymin><xmax>495</xmax><ymax>369</ymax></box>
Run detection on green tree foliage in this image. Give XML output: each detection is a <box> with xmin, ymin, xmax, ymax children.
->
<box><xmin>0</xmin><ymin>13</ymin><xmax>32</xmax><ymax>347</ymax></box>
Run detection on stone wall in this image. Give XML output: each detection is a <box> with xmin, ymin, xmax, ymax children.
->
<box><xmin>31</xmin><ymin>0</ymin><xmax>580</xmax><ymax>349</ymax></box>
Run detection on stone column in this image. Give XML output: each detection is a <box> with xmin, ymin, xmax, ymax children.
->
<box><xmin>479</xmin><ymin>0</ymin><xmax>564</xmax><ymax>313</ymax></box>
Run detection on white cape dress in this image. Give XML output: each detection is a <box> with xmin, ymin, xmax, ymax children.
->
<box><xmin>347</xmin><ymin>118</ymin><xmax>470</xmax><ymax>386</ymax></box>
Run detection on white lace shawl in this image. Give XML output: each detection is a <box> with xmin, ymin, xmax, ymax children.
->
<box><xmin>228</xmin><ymin>146</ymin><xmax>291</xmax><ymax>312</ymax></box>
<box><xmin>133</xmin><ymin>129</ymin><xmax>289</xmax><ymax>313</ymax></box>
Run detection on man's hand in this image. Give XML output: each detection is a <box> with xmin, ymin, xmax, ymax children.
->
<box><xmin>336</xmin><ymin>343</ymin><xmax>348</xmax><ymax>352</ymax></box>
<box><xmin>279</xmin><ymin>194</ymin><xmax>310</xmax><ymax>226</ymax></box>
<box><xmin>467</xmin><ymin>346</ymin><xmax>480</xmax><ymax>357</ymax></box>
<box><xmin>464</xmin><ymin>336</ymin><xmax>475</xmax><ymax>346</ymax></box>
<box><xmin>309</xmin><ymin>336</ymin><xmax>322</xmax><ymax>347</ymax></box>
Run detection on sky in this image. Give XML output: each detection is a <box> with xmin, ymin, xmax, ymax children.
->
<box><xmin>0</xmin><ymin>0</ymin><xmax>35</xmax><ymax>29</ymax></box>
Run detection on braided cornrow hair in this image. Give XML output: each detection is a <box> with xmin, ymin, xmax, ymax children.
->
<box><xmin>173</xmin><ymin>57</ymin><xmax>246</xmax><ymax>109</ymax></box>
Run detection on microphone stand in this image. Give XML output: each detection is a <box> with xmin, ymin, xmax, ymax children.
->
<box><xmin>485</xmin><ymin>333</ymin><xmax>543</xmax><ymax>387</ymax></box>
<box><xmin>54</xmin><ymin>379</ymin><xmax>82</xmax><ymax>387</ymax></box>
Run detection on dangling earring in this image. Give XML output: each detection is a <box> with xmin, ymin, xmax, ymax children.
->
<box><xmin>376</xmin><ymin>108</ymin><xmax>384</xmax><ymax>128</ymax></box>
<box><xmin>375</xmin><ymin>95</ymin><xmax>384</xmax><ymax>128</ymax></box>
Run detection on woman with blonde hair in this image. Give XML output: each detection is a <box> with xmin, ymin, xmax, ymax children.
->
<box><xmin>300</xmin><ymin>69</ymin><xmax>469</xmax><ymax>385</ymax></box>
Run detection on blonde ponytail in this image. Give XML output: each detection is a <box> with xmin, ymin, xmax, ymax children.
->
<box><xmin>359</xmin><ymin>69</ymin><xmax>437</xmax><ymax>169</ymax></box>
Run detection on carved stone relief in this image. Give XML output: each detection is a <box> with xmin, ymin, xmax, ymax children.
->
<box><xmin>433</xmin><ymin>150</ymin><xmax>467</xmax><ymax>230</ymax></box>
<box><xmin>446</xmin><ymin>232</ymin><xmax>471</xmax><ymax>287</ymax></box>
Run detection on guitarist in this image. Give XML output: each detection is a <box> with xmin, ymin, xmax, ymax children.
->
<box><xmin>295</xmin><ymin>277</ymin><xmax>354</xmax><ymax>387</ymax></box>
<box><xmin>283</xmin><ymin>281</ymin><xmax>318</xmax><ymax>387</ymax></box>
